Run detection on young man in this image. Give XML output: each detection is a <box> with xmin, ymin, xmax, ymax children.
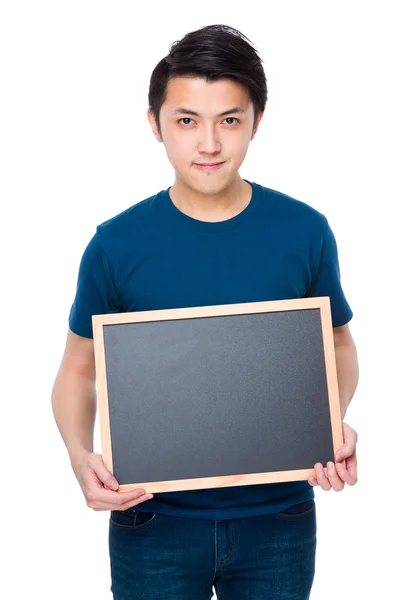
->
<box><xmin>52</xmin><ymin>24</ymin><xmax>359</xmax><ymax>600</ymax></box>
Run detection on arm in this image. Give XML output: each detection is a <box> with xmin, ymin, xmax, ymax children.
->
<box><xmin>308</xmin><ymin>322</ymin><xmax>359</xmax><ymax>490</ymax></box>
<box><xmin>51</xmin><ymin>329</ymin><xmax>97</xmax><ymax>470</ymax></box>
<box><xmin>51</xmin><ymin>328</ymin><xmax>153</xmax><ymax>510</ymax></box>
<box><xmin>333</xmin><ymin>323</ymin><xmax>360</xmax><ymax>420</ymax></box>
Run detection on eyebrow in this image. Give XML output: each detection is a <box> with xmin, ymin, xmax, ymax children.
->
<box><xmin>172</xmin><ymin>106</ymin><xmax>246</xmax><ymax>117</ymax></box>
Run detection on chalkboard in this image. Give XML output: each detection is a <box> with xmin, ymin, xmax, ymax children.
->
<box><xmin>92</xmin><ymin>297</ymin><xmax>344</xmax><ymax>493</ymax></box>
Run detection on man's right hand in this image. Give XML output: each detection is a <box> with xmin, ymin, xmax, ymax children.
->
<box><xmin>72</xmin><ymin>452</ymin><xmax>154</xmax><ymax>511</ymax></box>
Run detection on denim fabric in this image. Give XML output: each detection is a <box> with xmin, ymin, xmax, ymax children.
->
<box><xmin>108</xmin><ymin>499</ymin><xmax>316</xmax><ymax>599</ymax></box>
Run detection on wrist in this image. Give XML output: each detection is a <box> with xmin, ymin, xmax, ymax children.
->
<box><xmin>70</xmin><ymin>447</ymin><xmax>92</xmax><ymax>470</ymax></box>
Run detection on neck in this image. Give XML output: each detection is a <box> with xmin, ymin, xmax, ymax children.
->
<box><xmin>168</xmin><ymin>175</ymin><xmax>252</xmax><ymax>223</ymax></box>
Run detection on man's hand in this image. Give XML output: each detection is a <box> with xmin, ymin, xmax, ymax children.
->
<box><xmin>72</xmin><ymin>452</ymin><xmax>154</xmax><ymax>511</ymax></box>
<box><xmin>308</xmin><ymin>422</ymin><xmax>358</xmax><ymax>491</ymax></box>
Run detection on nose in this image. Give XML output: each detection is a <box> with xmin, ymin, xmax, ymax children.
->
<box><xmin>197</xmin><ymin>124</ymin><xmax>222</xmax><ymax>154</ymax></box>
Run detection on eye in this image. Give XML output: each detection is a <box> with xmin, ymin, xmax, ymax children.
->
<box><xmin>178</xmin><ymin>118</ymin><xmax>195</xmax><ymax>126</ymax></box>
<box><xmin>224</xmin><ymin>117</ymin><xmax>240</xmax><ymax>125</ymax></box>
<box><xmin>177</xmin><ymin>117</ymin><xmax>240</xmax><ymax>126</ymax></box>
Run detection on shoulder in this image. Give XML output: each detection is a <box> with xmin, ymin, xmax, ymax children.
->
<box><xmin>259</xmin><ymin>182</ymin><xmax>329</xmax><ymax>235</ymax></box>
<box><xmin>95</xmin><ymin>191</ymin><xmax>161</xmax><ymax>255</ymax></box>
<box><xmin>97</xmin><ymin>192</ymin><xmax>158</xmax><ymax>234</ymax></box>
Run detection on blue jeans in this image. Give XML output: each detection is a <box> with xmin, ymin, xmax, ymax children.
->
<box><xmin>109</xmin><ymin>499</ymin><xmax>317</xmax><ymax>599</ymax></box>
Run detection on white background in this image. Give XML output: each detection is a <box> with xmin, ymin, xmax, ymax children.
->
<box><xmin>1</xmin><ymin>1</ymin><xmax>410</xmax><ymax>598</ymax></box>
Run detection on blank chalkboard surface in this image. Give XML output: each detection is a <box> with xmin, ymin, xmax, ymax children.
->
<box><xmin>92</xmin><ymin>297</ymin><xmax>343</xmax><ymax>493</ymax></box>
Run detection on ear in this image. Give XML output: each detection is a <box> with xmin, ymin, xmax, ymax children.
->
<box><xmin>251</xmin><ymin>112</ymin><xmax>264</xmax><ymax>140</ymax></box>
<box><xmin>147</xmin><ymin>109</ymin><xmax>163</xmax><ymax>143</ymax></box>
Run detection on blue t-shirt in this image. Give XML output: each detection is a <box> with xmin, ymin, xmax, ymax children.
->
<box><xmin>69</xmin><ymin>179</ymin><xmax>353</xmax><ymax>520</ymax></box>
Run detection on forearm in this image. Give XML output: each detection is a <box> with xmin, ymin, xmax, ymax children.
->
<box><xmin>334</xmin><ymin>343</ymin><xmax>359</xmax><ymax>420</ymax></box>
<box><xmin>51</xmin><ymin>368</ymin><xmax>97</xmax><ymax>468</ymax></box>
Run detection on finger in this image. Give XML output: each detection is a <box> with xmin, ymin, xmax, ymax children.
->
<box><xmin>86</xmin><ymin>460</ymin><xmax>149</xmax><ymax>504</ymax></box>
<box><xmin>326</xmin><ymin>462</ymin><xmax>345</xmax><ymax>492</ymax></box>
<box><xmin>336</xmin><ymin>424</ymin><xmax>358</xmax><ymax>462</ymax></box>
<box><xmin>336</xmin><ymin>457</ymin><xmax>358</xmax><ymax>486</ymax></box>
<box><xmin>338</xmin><ymin>448</ymin><xmax>357</xmax><ymax>479</ymax></box>
<box><xmin>315</xmin><ymin>463</ymin><xmax>331</xmax><ymax>491</ymax></box>
<box><xmin>104</xmin><ymin>488</ymin><xmax>149</xmax><ymax>505</ymax></box>
<box><xmin>335</xmin><ymin>443</ymin><xmax>356</xmax><ymax>462</ymax></box>
<box><xmin>117</xmin><ymin>493</ymin><xmax>154</xmax><ymax>511</ymax></box>
<box><xmin>308</xmin><ymin>476</ymin><xmax>319</xmax><ymax>487</ymax></box>
<box><xmin>88</xmin><ymin>454</ymin><xmax>119</xmax><ymax>490</ymax></box>
<box><xmin>94</xmin><ymin>493</ymin><xmax>154</xmax><ymax>512</ymax></box>
<box><xmin>88</xmin><ymin>482</ymin><xmax>149</xmax><ymax>506</ymax></box>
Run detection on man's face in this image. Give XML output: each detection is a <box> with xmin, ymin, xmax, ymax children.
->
<box><xmin>148</xmin><ymin>76</ymin><xmax>262</xmax><ymax>194</ymax></box>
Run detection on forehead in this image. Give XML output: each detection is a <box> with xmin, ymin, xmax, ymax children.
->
<box><xmin>162</xmin><ymin>76</ymin><xmax>252</xmax><ymax>115</ymax></box>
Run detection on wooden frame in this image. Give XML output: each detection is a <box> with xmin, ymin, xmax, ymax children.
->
<box><xmin>92</xmin><ymin>296</ymin><xmax>344</xmax><ymax>493</ymax></box>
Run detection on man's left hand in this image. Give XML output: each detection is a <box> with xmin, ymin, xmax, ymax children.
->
<box><xmin>308</xmin><ymin>422</ymin><xmax>358</xmax><ymax>491</ymax></box>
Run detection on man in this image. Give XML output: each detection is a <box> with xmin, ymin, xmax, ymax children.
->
<box><xmin>52</xmin><ymin>24</ymin><xmax>359</xmax><ymax>600</ymax></box>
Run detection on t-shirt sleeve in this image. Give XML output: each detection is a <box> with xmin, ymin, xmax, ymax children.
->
<box><xmin>68</xmin><ymin>230</ymin><xmax>121</xmax><ymax>338</ymax></box>
<box><xmin>307</xmin><ymin>219</ymin><xmax>353</xmax><ymax>328</ymax></box>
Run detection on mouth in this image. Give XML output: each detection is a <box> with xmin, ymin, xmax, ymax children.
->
<box><xmin>193</xmin><ymin>161</ymin><xmax>226</xmax><ymax>171</ymax></box>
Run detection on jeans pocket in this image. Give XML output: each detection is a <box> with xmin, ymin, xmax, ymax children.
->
<box><xmin>272</xmin><ymin>500</ymin><xmax>315</xmax><ymax>520</ymax></box>
<box><xmin>110</xmin><ymin>509</ymin><xmax>157</xmax><ymax>531</ymax></box>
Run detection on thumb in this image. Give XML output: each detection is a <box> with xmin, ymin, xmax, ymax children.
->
<box><xmin>335</xmin><ymin>444</ymin><xmax>351</xmax><ymax>462</ymax></box>
<box><xmin>335</xmin><ymin>423</ymin><xmax>358</xmax><ymax>461</ymax></box>
<box><xmin>89</xmin><ymin>453</ymin><xmax>119</xmax><ymax>490</ymax></box>
<box><xmin>103</xmin><ymin>472</ymin><xmax>119</xmax><ymax>491</ymax></box>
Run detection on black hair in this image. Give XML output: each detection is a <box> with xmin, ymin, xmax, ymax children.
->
<box><xmin>148</xmin><ymin>24</ymin><xmax>268</xmax><ymax>137</ymax></box>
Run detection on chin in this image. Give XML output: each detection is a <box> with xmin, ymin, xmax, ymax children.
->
<box><xmin>193</xmin><ymin>180</ymin><xmax>228</xmax><ymax>194</ymax></box>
